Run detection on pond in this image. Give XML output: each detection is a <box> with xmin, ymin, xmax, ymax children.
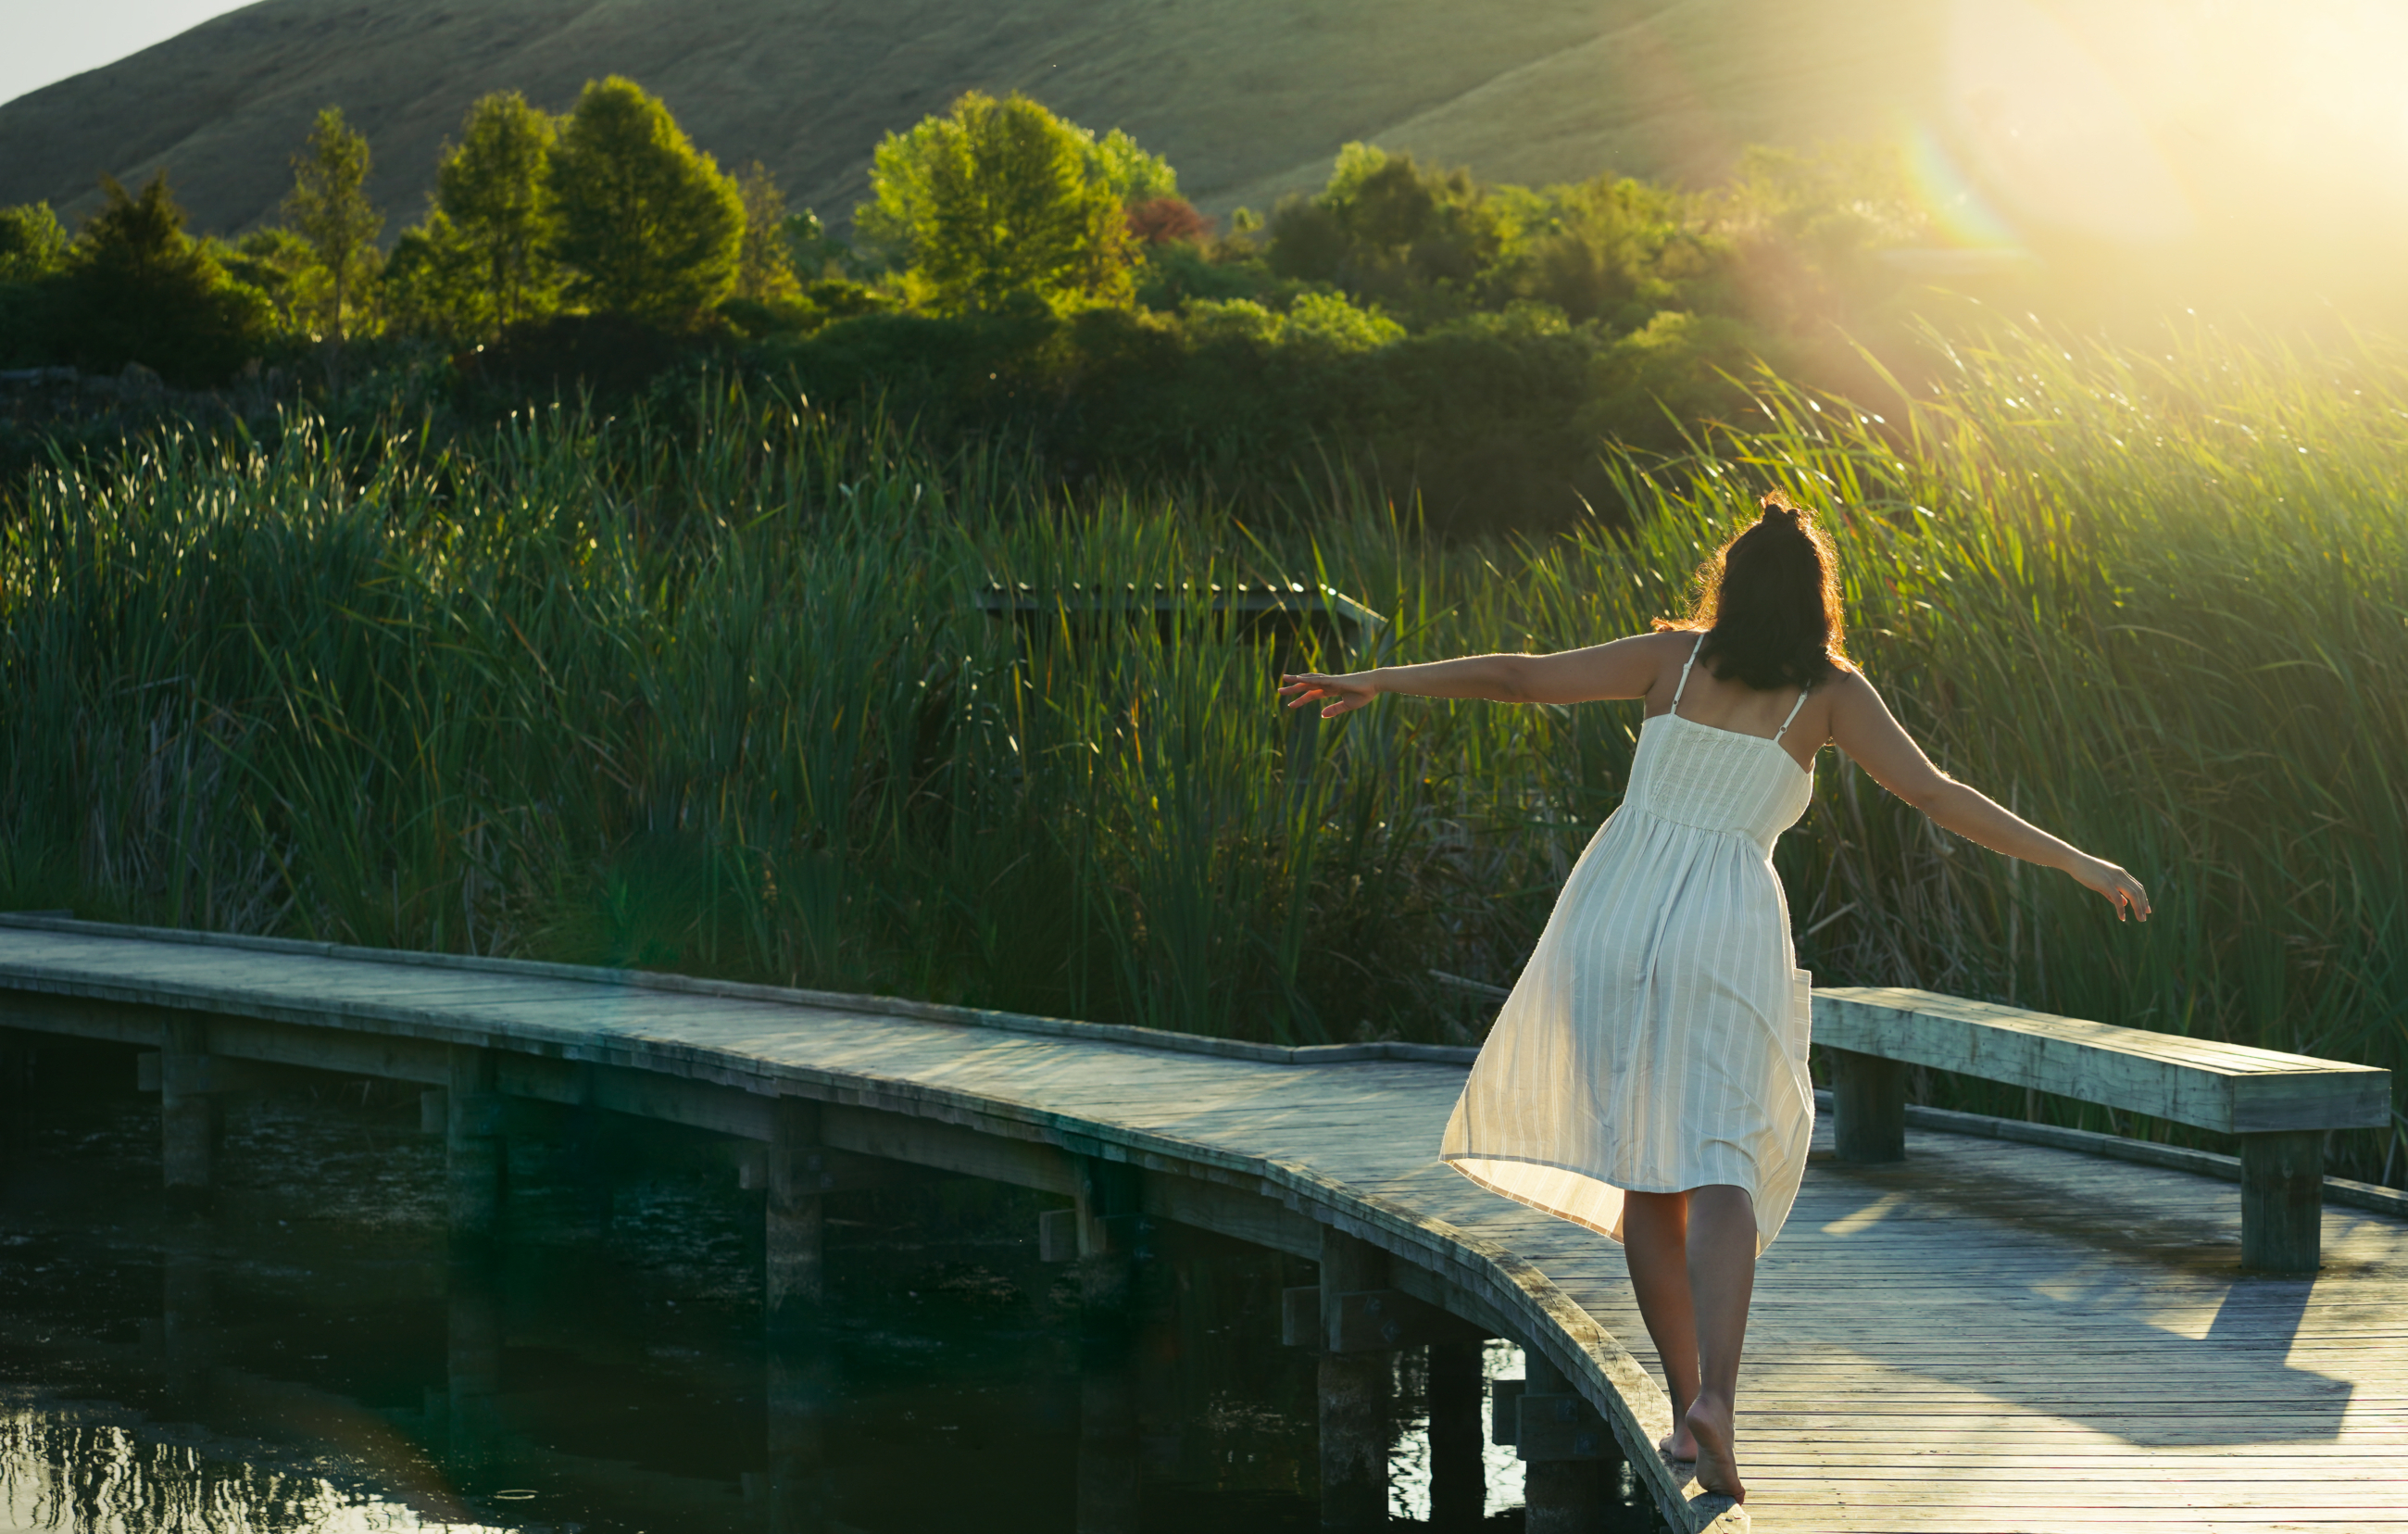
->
<box><xmin>0</xmin><ymin>1037</ymin><xmax>1668</xmax><ymax>1532</ymax></box>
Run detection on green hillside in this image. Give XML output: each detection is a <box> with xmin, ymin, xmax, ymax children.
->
<box><xmin>0</xmin><ymin>0</ymin><xmax>1938</xmax><ymax>235</ymax></box>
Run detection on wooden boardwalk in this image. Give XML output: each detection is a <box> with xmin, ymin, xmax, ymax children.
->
<box><xmin>4</xmin><ymin>916</ymin><xmax>2407</xmax><ymax>1531</ymax></box>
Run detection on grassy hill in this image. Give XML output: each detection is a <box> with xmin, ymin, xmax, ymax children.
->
<box><xmin>0</xmin><ymin>0</ymin><xmax>1939</xmax><ymax>236</ymax></box>
<box><xmin>5</xmin><ymin>0</ymin><xmax>2405</xmax><ymax>326</ymax></box>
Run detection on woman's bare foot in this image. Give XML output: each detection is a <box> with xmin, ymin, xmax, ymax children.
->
<box><xmin>1657</xmin><ymin>1429</ymin><xmax>1697</xmax><ymax>1464</ymax></box>
<box><xmin>1685</xmin><ymin>1393</ymin><xmax>1745</xmax><ymax>1503</ymax></box>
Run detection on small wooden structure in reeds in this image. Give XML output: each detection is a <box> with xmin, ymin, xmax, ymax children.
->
<box><xmin>973</xmin><ymin>580</ymin><xmax>1383</xmax><ymax>667</ymax></box>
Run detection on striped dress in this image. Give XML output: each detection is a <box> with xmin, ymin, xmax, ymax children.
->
<box><xmin>1441</xmin><ymin>635</ymin><xmax>1818</xmax><ymax>1254</ymax></box>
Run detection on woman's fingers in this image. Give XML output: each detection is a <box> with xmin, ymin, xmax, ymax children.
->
<box><xmin>1279</xmin><ymin>673</ymin><xmax>1367</xmax><ymax>716</ymax></box>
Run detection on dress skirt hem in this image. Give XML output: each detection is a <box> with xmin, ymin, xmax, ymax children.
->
<box><xmin>1441</xmin><ymin>1151</ymin><xmax>1781</xmax><ymax>1253</ymax></box>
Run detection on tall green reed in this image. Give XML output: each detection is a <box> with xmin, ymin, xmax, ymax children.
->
<box><xmin>4</xmin><ymin>328</ymin><xmax>2402</xmax><ymax>1174</ymax></box>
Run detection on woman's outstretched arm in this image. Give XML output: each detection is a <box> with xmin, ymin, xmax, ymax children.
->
<box><xmin>1277</xmin><ymin>632</ymin><xmax>1675</xmax><ymax>716</ymax></box>
<box><xmin>1825</xmin><ymin>669</ymin><xmax>2152</xmax><ymax>922</ymax></box>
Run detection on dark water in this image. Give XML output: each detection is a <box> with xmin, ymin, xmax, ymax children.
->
<box><xmin>0</xmin><ymin>1037</ymin><xmax>1662</xmax><ymax>1533</ymax></box>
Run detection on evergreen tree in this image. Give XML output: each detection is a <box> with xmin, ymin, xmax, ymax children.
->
<box><xmin>283</xmin><ymin>107</ymin><xmax>384</xmax><ymax>343</ymax></box>
<box><xmin>863</xmin><ymin>93</ymin><xmax>1139</xmax><ymax>315</ymax></box>
<box><xmin>435</xmin><ymin>92</ymin><xmax>560</xmax><ymax>333</ymax></box>
<box><xmin>546</xmin><ymin>78</ymin><xmax>743</xmax><ymax>324</ymax></box>
<box><xmin>57</xmin><ymin>174</ymin><xmax>270</xmax><ymax>384</ymax></box>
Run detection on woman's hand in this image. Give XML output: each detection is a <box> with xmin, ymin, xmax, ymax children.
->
<box><xmin>2066</xmin><ymin>854</ymin><xmax>2151</xmax><ymax>923</ymax></box>
<box><xmin>1279</xmin><ymin>670</ymin><xmax>1380</xmax><ymax>718</ymax></box>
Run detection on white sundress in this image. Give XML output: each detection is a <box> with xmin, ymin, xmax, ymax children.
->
<box><xmin>1441</xmin><ymin>634</ymin><xmax>1818</xmax><ymax>1254</ymax></box>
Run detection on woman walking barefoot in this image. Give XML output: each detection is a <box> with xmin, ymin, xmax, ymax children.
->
<box><xmin>1277</xmin><ymin>492</ymin><xmax>2150</xmax><ymax>1503</ymax></box>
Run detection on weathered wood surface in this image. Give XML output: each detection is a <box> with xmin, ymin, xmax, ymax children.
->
<box><xmin>1814</xmin><ymin>986</ymin><xmax>2391</xmax><ymax>1134</ymax></box>
<box><xmin>7</xmin><ymin>919</ymin><xmax>2408</xmax><ymax>1530</ymax></box>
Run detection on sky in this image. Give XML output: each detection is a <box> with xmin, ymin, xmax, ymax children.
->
<box><xmin>0</xmin><ymin>0</ymin><xmax>249</xmax><ymax>108</ymax></box>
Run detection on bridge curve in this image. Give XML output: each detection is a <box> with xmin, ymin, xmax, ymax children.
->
<box><xmin>5</xmin><ymin>913</ymin><xmax>2408</xmax><ymax>1532</ymax></box>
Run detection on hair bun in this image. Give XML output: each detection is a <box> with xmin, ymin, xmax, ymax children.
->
<box><xmin>1757</xmin><ymin>490</ymin><xmax>1803</xmax><ymax>526</ymax></box>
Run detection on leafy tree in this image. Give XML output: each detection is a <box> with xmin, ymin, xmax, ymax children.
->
<box><xmin>283</xmin><ymin>107</ymin><xmax>384</xmax><ymax>342</ymax></box>
<box><xmin>782</xmin><ymin>208</ymin><xmax>853</xmax><ymax>281</ymax></box>
<box><xmin>1269</xmin><ymin>145</ymin><xmax>1512</xmax><ymax>317</ymax></box>
<box><xmin>434</xmin><ymin>92</ymin><xmax>560</xmax><ymax>334</ymax></box>
<box><xmin>0</xmin><ymin>204</ymin><xmax>69</xmax><ymax>283</ymax></box>
<box><xmin>56</xmin><ymin>173</ymin><xmax>270</xmax><ymax>384</ymax></box>
<box><xmin>546</xmin><ymin>77</ymin><xmax>743</xmax><ymax>324</ymax></box>
<box><xmin>0</xmin><ymin>204</ymin><xmax>71</xmax><ymax>366</ymax></box>
<box><xmin>1090</xmin><ymin>129</ymin><xmax>1177</xmax><ymax>206</ymax></box>
<box><xmin>862</xmin><ymin>92</ymin><xmax>1138</xmax><ymax>315</ymax></box>
<box><xmin>222</xmin><ymin>227</ymin><xmax>317</xmax><ymax>331</ymax></box>
<box><xmin>734</xmin><ymin>161</ymin><xmax>800</xmax><ymax>303</ymax></box>
<box><xmin>1711</xmin><ymin>144</ymin><xmax>1926</xmax><ymax>330</ymax></box>
<box><xmin>1501</xmin><ymin>175</ymin><xmax>1722</xmax><ymax>328</ymax></box>
<box><xmin>1127</xmin><ymin>197</ymin><xmax>1211</xmax><ymax>247</ymax></box>
<box><xmin>380</xmin><ymin>211</ymin><xmax>487</xmax><ymax>340</ymax></box>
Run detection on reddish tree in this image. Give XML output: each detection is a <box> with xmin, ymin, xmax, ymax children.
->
<box><xmin>1125</xmin><ymin>195</ymin><xmax>1213</xmax><ymax>246</ymax></box>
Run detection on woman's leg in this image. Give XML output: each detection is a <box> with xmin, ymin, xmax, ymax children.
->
<box><xmin>1680</xmin><ymin>1184</ymin><xmax>1758</xmax><ymax>1502</ymax></box>
<box><xmin>1619</xmin><ymin>1190</ymin><xmax>1700</xmax><ymax>1459</ymax></box>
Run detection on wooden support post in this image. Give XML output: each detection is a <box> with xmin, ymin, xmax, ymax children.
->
<box><xmin>767</xmin><ymin>1098</ymin><xmax>826</xmax><ymax>1330</ymax></box>
<box><xmin>160</xmin><ymin>1014</ymin><xmax>219</xmax><ymax>1191</ymax></box>
<box><xmin>1831</xmin><ymin>1047</ymin><xmax>1907</xmax><ymax>1163</ymax></box>
<box><xmin>1316</xmin><ymin>1226</ymin><xmax>1389</xmax><ymax>1532</ymax></box>
<box><xmin>2239</xmin><ymin>1129</ymin><xmax>2325</xmax><ymax>1274</ymax></box>
<box><xmin>445</xmin><ymin>1045</ymin><xmax>504</xmax><ymax>1242</ymax></box>
<box><xmin>1427</xmin><ymin>1339</ymin><xmax>1485</xmax><ymax>1529</ymax></box>
<box><xmin>1519</xmin><ymin>1352</ymin><xmax>1613</xmax><ymax>1532</ymax></box>
<box><xmin>1077</xmin><ymin>1156</ymin><xmax>1143</xmax><ymax>1314</ymax></box>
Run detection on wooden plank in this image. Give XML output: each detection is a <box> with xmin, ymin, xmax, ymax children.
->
<box><xmin>1138</xmin><ymin>1163</ymin><xmax>1322</xmax><ymax>1258</ymax></box>
<box><xmin>0</xmin><ymin>992</ymin><xmax>164</xmax><ymax>1044</ymax></box>
<box><xmin>820</xmin><ymin>1101</ymin><xmax>1079</xmax><ymax>1193</ymax></box>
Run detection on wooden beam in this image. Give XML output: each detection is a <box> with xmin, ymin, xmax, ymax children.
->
<box><xmin>821</xmin><ymin>1103</ymin><xmax>1078</xmax><ymax>1193</ymax></box>
<box><xmin>1428</xmin><ymin>1339</ymin><xmax>1486</xmax><ymax>1526</ymax></box>
<box><xmin>159</xmin><ymin>1014</ymin><xmax>214</xmax><ymax>1191</ymax></box>
<box><xmin>1037</xmin><ymin>1207</ymin><xmax>1080</xmax><ymax>1263</ymax></box>
<box><xmin>1518</xmin><ymin>1392</ymin><xmax>1619</xmax><ymax>1463</ymax></box>
<box><xmin>1520</xmin><ymin>1353</ymin><xmax>1617</xmax><ymax>1529</ymax></box>
<box><xmin>1331</xmin><ymin>1289</ymin><xmax>1492</xmax><ymax>1353</ymax></box>
<box><xmin>1490</xmin><ymin>1377</ymin><xmax>1525</xmax><ymax>1446</ymax></box>
<box><xmin>766</xmin><ymin>1098</ymin><xmax>823</xmax><ymax>1326</ymax></box>
<box><xmin>0</xmin><ymin>993</ymin><xmax>164</xmax><ymax>1046</ymax></box>
<box><xmin>2239</xmin><ymin>1129</ymin><xmax>2325</xmax><ymax>1274</ymax></box>
<box><xmin>1317</xmin><ymin>1226</ymin><xmax>1389</xmax><ymax>1530</ymax></box>
<box><xmin>1831</xmin><ymin>1048</ymin><xmax>1907</xmax><ymax>1163</ymax></box>
<box><xmin>1137</xmin><ymin>1164</ymin><xmax>1322</xmax><ymax>1259</ymax></box>
<box><xmin>446</xmin><ymin>1046</ymin><xmax>503</xmax><ymax>1241</ymax></box>
<box><xmin>1815</xmin><ymin>987</ymin><xmax>2389</xmax><ymax>1134</ymax></box>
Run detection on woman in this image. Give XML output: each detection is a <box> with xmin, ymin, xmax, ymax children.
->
<box><xmin>1277</xmin><ymin>492</ymin><xmax>2149</xmax><ymax>1502</ymax></box>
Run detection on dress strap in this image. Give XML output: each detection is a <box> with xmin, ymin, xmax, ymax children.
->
<box><xmin>1670</xmin><ymin>634</ymin><xmax>1705</xmax><ymax>714</ymax></box>
<box><xmin>1771</xmin><ymin>685</ymin><xmax>1812</xmax><ymax>744</ymax></box>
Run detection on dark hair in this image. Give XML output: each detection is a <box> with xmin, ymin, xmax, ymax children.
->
<box><xmin>1653</xmin><ymin>490</ymin><xmax>1847</xmax><ymax>690</ymax></box>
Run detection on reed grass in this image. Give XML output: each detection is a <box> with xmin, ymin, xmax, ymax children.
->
<box><xmin>5</xmin><ymin>327</ymin><xmax>2403</xmax><ymax>1175</ymax></box>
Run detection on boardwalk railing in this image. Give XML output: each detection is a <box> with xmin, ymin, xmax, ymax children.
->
<box><xmin>1816</xmin><ymin>987</ymin><xmax>2391</xmax><ymax>1273</ymax></box>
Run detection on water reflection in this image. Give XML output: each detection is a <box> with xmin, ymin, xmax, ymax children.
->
<box><xmin>0</xmin><ymin>1039</ymin><xmax>1662</xmax><ymax>1531</ymax></box>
